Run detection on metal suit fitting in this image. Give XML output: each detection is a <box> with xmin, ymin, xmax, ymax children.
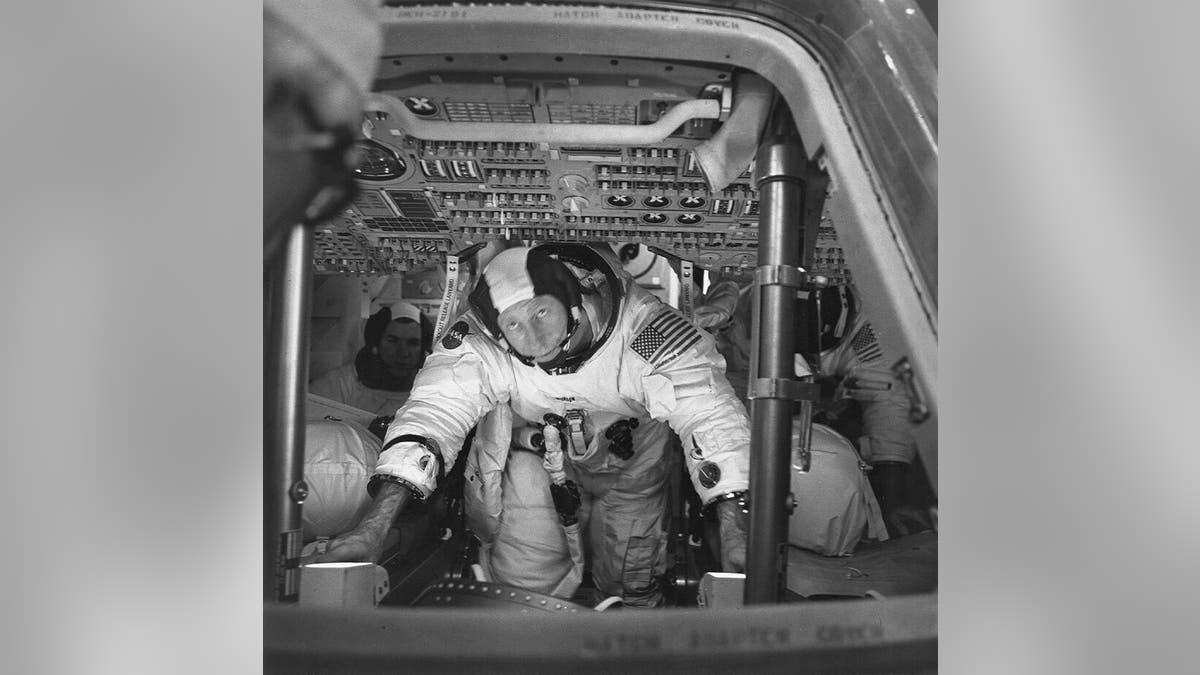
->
<box><xmin>289</xmin><ymin>479</ymin><xmax>309</xmax><ymax>504</ymax></box>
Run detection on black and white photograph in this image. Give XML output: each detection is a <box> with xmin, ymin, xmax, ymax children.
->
<box><xmin>264</xmin><ymin>1</ymin><xmax>937</xmax><ymax>671</ymax></box>
<box><xmin>13</xmin><ymin>0</ymin><xmax>1200</xmax><ymax>673</ymax></box>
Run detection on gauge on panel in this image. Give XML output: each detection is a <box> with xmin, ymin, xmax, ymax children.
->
<box><xmin>352</xmin><ymin>139</ymin><xmax>407</xmax><ymax>181</ymax></box>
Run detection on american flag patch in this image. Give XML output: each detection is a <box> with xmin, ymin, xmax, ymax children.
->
<box><xmin>850</xmin><ymin>323</ymin><xmax>883</xmax><ymax>363</ymax></box>
<box><xmin>631</xmin><ymin>309</ymin><xmax>703</xmax><ymax>368</ymax></box>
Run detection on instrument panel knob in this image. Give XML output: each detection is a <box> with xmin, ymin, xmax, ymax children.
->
<box><xmin>559</xmin><ymin>174</ymin><xmax>590</xmax><ymax>193</ymax></box>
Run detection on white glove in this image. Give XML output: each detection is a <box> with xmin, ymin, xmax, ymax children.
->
<box><xmin>693</xmin><ymin>280</ymin><xmax>741</xmax><ymax>328</ymax></box>
<box><xmin>541</xmin><ymin>422</ymin><xmax>567</xmax><ymax>485</ymax></box>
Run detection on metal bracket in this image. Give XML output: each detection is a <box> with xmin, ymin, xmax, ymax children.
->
<box><xmin>803</xmin><ymin>274</ymin><xmax>831</xmax><ymax>290</ymax></box>
<box><xmin>746</xmin><ymin>378</ymin><xmax>821</xmax><ymax>401</ymax></box>
<box><xmin>699</xmin><ymin>83</ymin><xmax>733</xmax><ymax>123</ymax></box>
<box><xmin>564</xmin><ymin>409</ymin><xmax>587</xmax><ymax>458</ymax></box>
<box><xmin>679</xmin><ymin>259</ymin><xmax>695</xmax><ymax>322</ymax></box>
<box><xmin>753</xmin><ymin>264</ymin><xmax>805</xmax><ymax>289</ymax></box>
<box><xmin>718</xmin><ymin>84</ymin><xmax>733</xmax><ymax>122</ymax></box>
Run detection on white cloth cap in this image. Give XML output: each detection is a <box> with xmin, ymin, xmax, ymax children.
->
<box><xmin>482</xmin><ymin>248</ymin><xmax>537</xmax><ymax>315</ymax></box>
<box><xmin>383</xmin><ymin>300</ymin><xmax>422</xmax><ymax>324</ymax></box>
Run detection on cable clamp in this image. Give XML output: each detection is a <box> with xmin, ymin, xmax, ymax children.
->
<box><xmin>753</xmin><ymin>264</ymin><xmax>806</xmax><ymax>289</ymax></box>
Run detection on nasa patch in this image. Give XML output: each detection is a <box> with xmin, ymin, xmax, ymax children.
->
<box><xmin>697</xmin><ymin>461</ymin><xmax>721</xmax><ymax>489</ymax></box>
<box><xmin>442</xmin><ymin>320</ymin><xmax>469</xmax><ymax>350</ymax></box>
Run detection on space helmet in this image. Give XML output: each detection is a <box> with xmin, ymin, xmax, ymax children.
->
<box><xmin>795</xmin><ymin>283</ymin><xmax>858</xmax><ymax>355</ymax></box>
<box><xmin>467</xmin><ymin>246</ymin><xmax>583</xmax><ymax>343</ymax></box>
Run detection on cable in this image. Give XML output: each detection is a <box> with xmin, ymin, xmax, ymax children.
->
<box><xmin>593</xmin><ymin>596</ymin><xmax>624</xmax><ymax>611</ymax></box>
<box><xmin>471</xmin><ymin>563</ymin><xmax>490</xmax><ymax>582</ymax></box>
<box><xmin>630</xmin><ymin>253</ymin><xmax>660</xmax><ymax>280</ymax></box>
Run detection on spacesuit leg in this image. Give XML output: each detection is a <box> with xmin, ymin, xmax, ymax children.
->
<box><xmin>587</xmin><ymin>486</ymin><xmax>668</xmax><ymax>607</ymax></box>
<box><xmin>858</xmin><ymin>392</ymin><xmax>918</xmax><ymax>465</ymax></box>
<box><xmin>584</xmin><ymin>433</ymin><xmax>671</xmax><ymax>608</ymax></box>
<box><xmin>485</xmin><ymin>450</ymin><xmax>581</xmax><ymax>598</ymax></box>
<box><xmin>857</xmin><ymin>391</ymin><xmax>934</xmax><ymax>536</ymax></box>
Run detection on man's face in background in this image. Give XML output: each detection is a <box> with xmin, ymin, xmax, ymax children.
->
<box><xmin>378</xmin><ymin>320</ymin><xmax>425</xmax><ymax>377</ymax></box>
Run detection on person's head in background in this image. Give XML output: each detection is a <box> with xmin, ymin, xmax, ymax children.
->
<box><xmin>358</xmin><ymin>302</ymin><xmax>434</xmax><ymax>390</ymax></box>
<box><xmin>263</xmin><ymin>0</ymin><xmax>381</xmax><ymax>261</ymax></box>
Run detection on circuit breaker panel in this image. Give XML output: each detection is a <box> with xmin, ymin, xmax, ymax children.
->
<box><xmin>311</xmin><ymin>52</ymin><xmax>850</xmax><ymax>285</ymax></box>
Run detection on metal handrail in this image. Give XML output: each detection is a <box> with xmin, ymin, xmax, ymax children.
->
<box><xmin>365</xmin><ymin>93</ymin><xmax>723</xmax><ymax>145</ymax></box>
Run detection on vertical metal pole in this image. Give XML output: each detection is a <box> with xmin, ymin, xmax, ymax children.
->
<box><xmin>264</xmin><ymin>223</ymin><xmax>313</xmax><ymax>602</ymax></box>
<box><xmin>745</xmin><ymin>134</ymin><xmax>806</xmax><ymax>605</ymax></box>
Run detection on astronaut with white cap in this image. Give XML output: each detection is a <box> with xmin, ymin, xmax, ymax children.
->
<box><xmin>310</xmin><ymin>301</ymin><xmax>434</xmax><ymax>416</ymax></box>
<box><xmin>313</xmin><ymin>243</ymin><xmax>752</xmax><ymax>607</ymax></box>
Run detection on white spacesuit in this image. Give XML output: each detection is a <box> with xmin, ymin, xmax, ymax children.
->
<box><xmin>309</xmin><ymin>301</ymin><xmax>432</xmax><ymax>416</ymax></box>
<box><xmin>705</xmin><ymin>276</ymin><xmax>924</xmax><ymax>538</ymax></box>
<box><xmin>801</xmin><ymin>285</ymin><xmax>916</xmax><ymax>467</ymax></box>
<box><xmin>796</xmin><ymin>284</ymin><xmax>931</xmax><ymax>537</ymax></box>
<box><xmin>370</xmin><ymin>244</ymin><xmax>751</xmax><ymax>605</ymax></box>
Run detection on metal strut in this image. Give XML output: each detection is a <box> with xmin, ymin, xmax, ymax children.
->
<box><xmin>264</xmin><ymin>223</ymin><xmax>314</xmax><ymax>602</ymax></box>
<box><xmin>745</xmin><ymin>111</ymin><xmax>808</xmax><ymax>605</ymax></box>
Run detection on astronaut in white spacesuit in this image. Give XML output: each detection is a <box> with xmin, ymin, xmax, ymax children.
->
<box><xmin>309</xmin><ymin>301</ymin><xmax>434</xmax><ymax>417</ymax></box>
<box><xmin>798</xmin><ymin>284</ymin><xmax>932</xmax><ymax>537</ymax></box>
<box><xmin>312</xmin><ymin>243</ymin><xmax>751</xmax><ymax>606</ymax></box>
<box><xmin>701</xmin><ymin>274</ymin><xmax>931</xmax><ymax>539</ymax></box>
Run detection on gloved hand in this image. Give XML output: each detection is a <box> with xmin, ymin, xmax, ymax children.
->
<box><xmin>541</xmin><ymin>420</ymin><xmax>567</xmax><ymax>485</ymax></box>
<box><xmin>541</xmin><ymin>422</ymin><xmax>580</xmax><ymax>526</ymax></box>
<box><xmin>715</xmin><ymin>499</ymin><xmax>747</xmax><ymax>573</ymax></box>
<box><xmin>541</xmin><ymin>413</ymin><xmax>569</xmax><ymax>450</ymax></box>
<box><xmin>549</xmin><ymin>481</ymin><xmax>581</xmax><ymax>526</ymax></box>
<box><xmin>692</xmin><ymin>304</ymin><xmax>732</xmax><ymax>329</ymax></box>
<box><xmin>693</xmin><ymin>280</ymin><xmax>741</xmax><ymax>329</ymax></box>
<box><xmin>604</xmin><ymin>418</ymin><xmax>639</xmax><ymax>460</ymax></box>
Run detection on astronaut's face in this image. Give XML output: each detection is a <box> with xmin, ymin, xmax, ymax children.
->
<box><xmin>378</xmin><ymin>320</ymin><xmax>425</xmax><ymax>376</ymax></box>
<box><xmin>497</xmin><ymin>295</ymin><xmax>570</xmax><ymax>363</ymax></box>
